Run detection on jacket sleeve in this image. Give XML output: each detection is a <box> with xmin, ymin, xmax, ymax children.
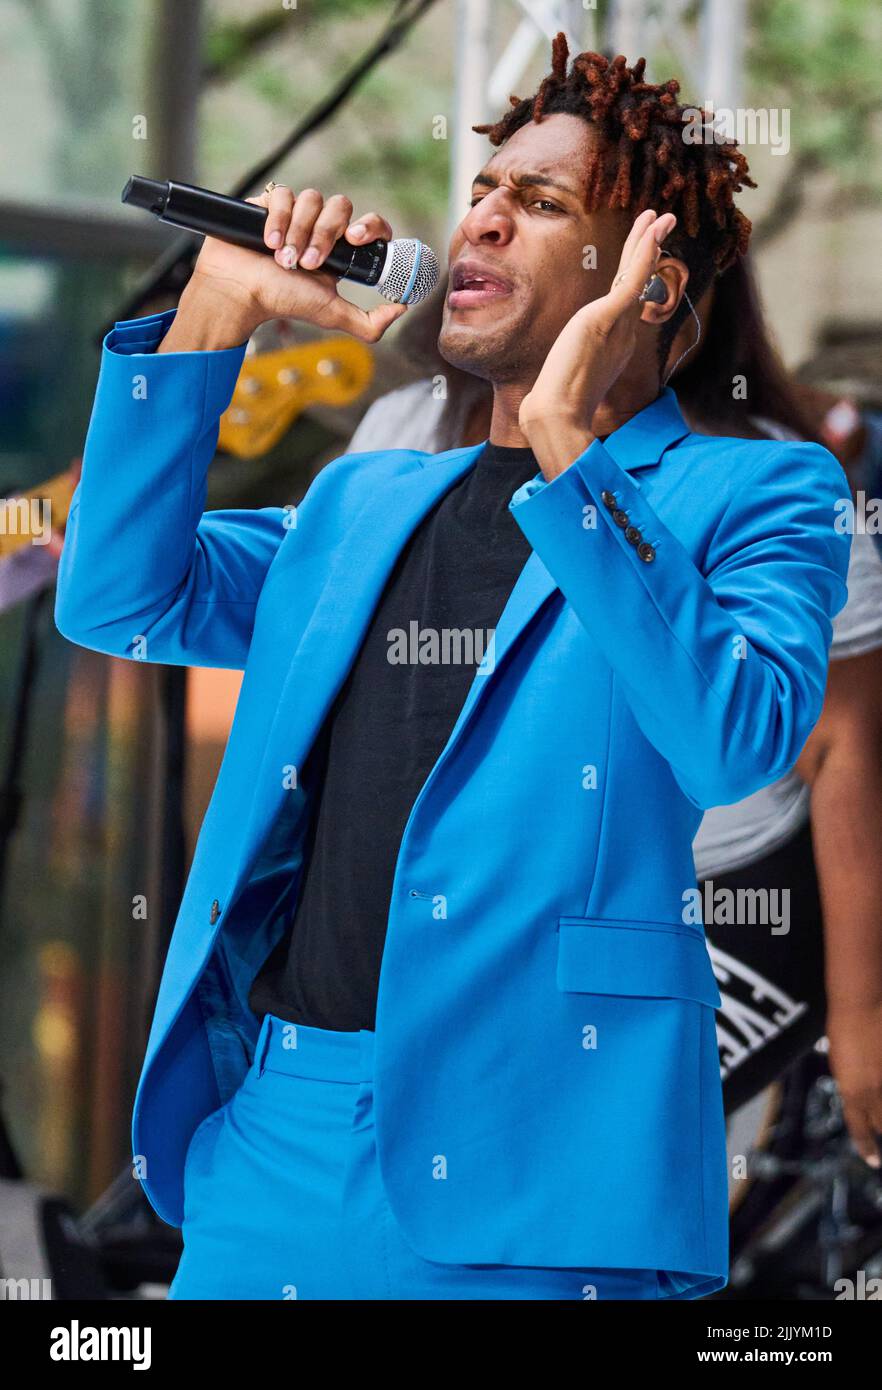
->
<box><xmin>509</xmin><ymin>435</ymin><xmax>852</xmax><ymax>809</ymax></box>
<box><xmin>55</xmin><ymin>308</ymin><xmax>289</xmax><ymax>670</ymax></box>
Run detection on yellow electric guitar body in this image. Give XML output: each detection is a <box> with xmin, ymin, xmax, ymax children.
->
<box><xmin>218</xmin><ymin>336</ymin><xmax>374</xmax><ymax>458</ymax></box>
<box><xmin>0</xmin><ymin>469</ymin><xmax>76</xmax><ymax>559</ymax></box>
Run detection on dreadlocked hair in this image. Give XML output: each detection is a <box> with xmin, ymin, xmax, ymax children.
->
<box><xmin>472</xmin><ymin>34</ymin><xmax>755</xmax><ymax>364</ymax></box>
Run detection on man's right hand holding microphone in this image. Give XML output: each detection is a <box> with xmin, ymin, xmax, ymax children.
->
<box><xmin>159</xmin><ymin>184</ymin><xmax>408</xmax><ymax>355</ymax></box>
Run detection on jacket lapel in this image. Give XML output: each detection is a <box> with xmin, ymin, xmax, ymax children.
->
<box><xmin>430</xmin><ymin>390</ymin><xmax>692</xmax><ymax>765</ymax></box>
<box><xmin>603</xmin><ymin>386</ymin><xmax>691</xmax><ymax>476</ymax></box>
<box><xmin>437</xmin><ymin>549</ymin><xmax>558</xmax><ymax>754</ymax></box>
<box><xmin>232</xmin><ymin>444</ymin><xmax>485</xmax><ymax>877</ymax></box>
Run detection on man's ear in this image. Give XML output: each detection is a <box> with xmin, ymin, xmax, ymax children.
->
<box><xmin>638</xmin><ymin>256</ymin><xmax>689</xmax><ymax>326</ymax></box>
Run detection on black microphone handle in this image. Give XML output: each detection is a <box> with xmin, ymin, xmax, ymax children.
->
<box><xmin>122</xmin><ymin>176</ymin><xmax>388</xmax><ymax>286</ymax></box>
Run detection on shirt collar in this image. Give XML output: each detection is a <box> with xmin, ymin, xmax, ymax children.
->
<box><xmin>599</xmin><ymin>387</ymin><xmax>692</xmax><ymax>473</ymax></box>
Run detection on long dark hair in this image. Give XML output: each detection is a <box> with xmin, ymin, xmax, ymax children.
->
<box><xmin>672</xmin><ymin>255</ymin><xmax>817</xmax><ymax>441</ymax></box>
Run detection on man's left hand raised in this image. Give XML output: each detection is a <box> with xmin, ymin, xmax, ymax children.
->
<box><xmin>519</xmin><ymin>209</ymin><xmax>677</xmax><ymax>480</ymax></box>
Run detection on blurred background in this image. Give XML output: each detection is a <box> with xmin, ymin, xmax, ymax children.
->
<box><xmin>1</xmin><ymin>0</ymin><xmax>881</xmax><ymax>1299</ymax></box>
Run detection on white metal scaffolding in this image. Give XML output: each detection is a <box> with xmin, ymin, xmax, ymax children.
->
<box><xmin>450</xmin><ymin>0</ymin><xmax>747</xmax><ymax>237</ymax></box>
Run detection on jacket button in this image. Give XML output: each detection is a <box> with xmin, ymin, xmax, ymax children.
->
<box><xmin>637</xmin><ymin>542</ymin><xmax>656</xmax><ymax>563</ymax></box>
<box><xmin>625</xmin><ymin>526</ymin><xmax>641</xmax><ymax>544</ymax></box>
<box><xmin>601</xmin><ymin>490</ymin><xmax>617</xmax><ymax>510</ymax></box>
<box><xmin>209</xmin><ymin>899</ymin><xmax>221</xmax><ymax>925</ymax></box>
<box><xmin>612</xmin><ymin>509</ymin><xmax>629</xmax><ymax>528</ymax></box>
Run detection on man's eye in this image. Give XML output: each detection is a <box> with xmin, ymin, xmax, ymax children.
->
<box><xmin>468</xmin><ymin>194</ymin><xmax>562</xmax><ymax>211</ymax></box>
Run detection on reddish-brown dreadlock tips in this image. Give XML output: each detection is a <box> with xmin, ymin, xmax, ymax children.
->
<box><xmin>471</xmin><ymin>29</ymin><xmax>754</xmax><ymax>290</ymax></box>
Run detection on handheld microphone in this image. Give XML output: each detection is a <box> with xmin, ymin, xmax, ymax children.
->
<box><xmin>121</xmin><ymin>175</ymin><xmax>440</xmax><ymax>306</ymax></box>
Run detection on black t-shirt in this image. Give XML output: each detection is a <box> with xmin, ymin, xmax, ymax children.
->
<box><xmin>248</xmin><ymin>440</ymin><xmax>540</xmax><ymax>1032</ymax></box>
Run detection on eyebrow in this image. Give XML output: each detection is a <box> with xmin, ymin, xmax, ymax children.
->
<box><xmin>471</xmin><ymin>169</ymin><xmax>581</xmax><ymax>201</ymax></box>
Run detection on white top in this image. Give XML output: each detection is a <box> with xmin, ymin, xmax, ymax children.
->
<box><xmin>345</xmin><ymin>381</ymin><xmax>882</xmax><ymax>879</ymax></box>
<box><xmin>348</xmin><ymin>379</ymin><xmax>462</xmax><ymax>455</ymax></box>
<box><xmin>692</xmin><ymin>528</ymin><xmax>882</xmax><ymax>878</ymax></box>
<box><xmin>693</xmin><ymin>414</ymin><xmax>882</xmax><ymax>877</ymax></box>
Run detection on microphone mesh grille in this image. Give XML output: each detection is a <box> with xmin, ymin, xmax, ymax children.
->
<box><xmin>379</xmin><ymin>239</ymin><xmax>440</xmax><ymax>305</ymax></box>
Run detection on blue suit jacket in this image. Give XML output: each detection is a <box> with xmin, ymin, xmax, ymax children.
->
<box><xmin>56</xmin><ymin>308</ymin><xmax>850</xmax><ymax>1297</ymax></box>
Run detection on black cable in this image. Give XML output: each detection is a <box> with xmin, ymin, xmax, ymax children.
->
<box><xmin>101</xmin><ymin>0</ymin><xmax>438</xmax><ymax>339</ymax></box>
<box><xmin>228</xmin><ymin>0</ymin><xmax>433</xmax><ymax>199</ymax></box>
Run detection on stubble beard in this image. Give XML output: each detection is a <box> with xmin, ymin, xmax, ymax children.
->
<box><xmin>437</xmin><ymin>308</ymin><xmax>542</xmax><ymax>386</ymax></box>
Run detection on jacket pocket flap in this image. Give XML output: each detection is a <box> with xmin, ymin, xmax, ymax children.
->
<box><xmin>556</xmin><ymin>918</ymin><xmax>721</xmax><ymax>1009</ymax></box>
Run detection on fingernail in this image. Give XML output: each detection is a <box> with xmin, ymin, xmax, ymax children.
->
<box><xmin>300</xmin><ymin>246</ymin><xmax>320</xmax><ymax>269</ymax></box>
<box><xmin>267</xmin><ymin>230</ymin><xmax>282</xmax><ymax>248</ymax></box>
<box><xmin>348</xmin><ymin>223</ymin><xmax>366</xmax><ymax>238</ymax></box>
<box><xmin>277</xmin><ymin>246</ymin><xmax>298</xmax><ymax>269</ymax></box>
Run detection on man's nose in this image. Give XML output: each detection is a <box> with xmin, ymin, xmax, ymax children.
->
<box><xmin>457</xmin><ymin>191</ymin><xmax>515</xmax><ymax>246</ymax></box>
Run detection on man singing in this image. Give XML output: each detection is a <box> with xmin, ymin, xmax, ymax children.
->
<box><xmin>56</xmin><ymin>37</ymin><xmax>850</xmax><ymax>1299</ymax></box>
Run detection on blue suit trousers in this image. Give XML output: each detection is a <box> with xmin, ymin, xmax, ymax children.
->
<box><xmin>168</xmin><ymin>1014</ymin><xmax>662</xmax><ymax>1301</ymax></box>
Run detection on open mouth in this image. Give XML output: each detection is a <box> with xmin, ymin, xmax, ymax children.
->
<box><xmin>447</xmin><ymin>261</ymin><xmax>513</xmax><ymax>309</ymax></box>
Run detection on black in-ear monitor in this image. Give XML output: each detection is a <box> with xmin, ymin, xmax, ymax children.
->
<box><xmin>640</xmin><ymin>247</ymin><xmax>672</xmax><ymax>304</ymax></box>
